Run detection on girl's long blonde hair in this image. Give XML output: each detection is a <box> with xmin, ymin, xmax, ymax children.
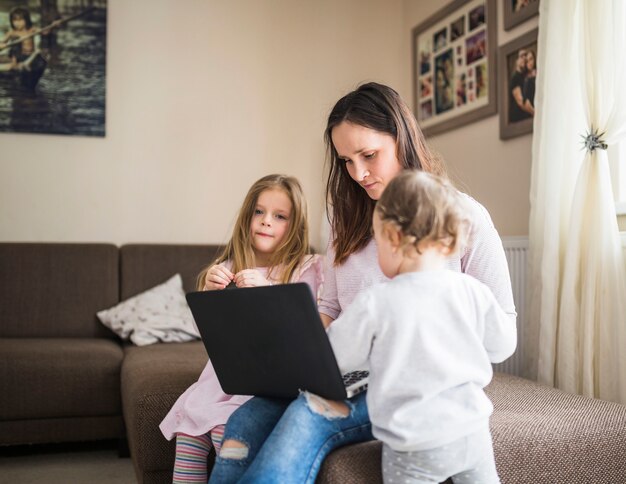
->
<box><xmin>197</xmin><ymin>174</ymin><xmax>311</xmax><ymax>289</ymax></box>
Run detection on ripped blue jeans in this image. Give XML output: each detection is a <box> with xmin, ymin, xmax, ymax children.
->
<box><xmin>208</xmin><ymin>391</ymin><xmax>373</xmax><ymax>484</ymax></box>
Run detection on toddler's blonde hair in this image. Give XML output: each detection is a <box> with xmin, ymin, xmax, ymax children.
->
<box><xmin>375</xmin><ymin>170</ymin><xmax>469</xmax><ymax>254</ymax></box>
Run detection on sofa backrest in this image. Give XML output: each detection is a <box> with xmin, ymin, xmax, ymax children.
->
<box><xmin>0</xmin><ymin>243</ymin><xmax>119</xmax><ymax>338</ymax></box>
<box><xmin>119</xmin><ymin>244</ymin><xmax>224</xmax><ymax>299</ymax></box>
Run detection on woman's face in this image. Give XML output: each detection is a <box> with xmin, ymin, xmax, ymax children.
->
<box><xmin>331</xmin><ymin>121</ymin><xmax>403</xmax><ymax>201</ymax></box>
<box><xmin>526</xmin><ymin>52</ymin><xmax>535</xmax><ymax>70</ymax></box>
<box><xmin>516</xmin><ymin>49</ymin><xmax>527</xmax><ymax>71</ymax></box>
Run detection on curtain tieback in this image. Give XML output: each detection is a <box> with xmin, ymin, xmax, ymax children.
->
<box><xmin>581</xmin><ymin>126</ymin><xmax>608</xmax><ymax>152</ymax></box>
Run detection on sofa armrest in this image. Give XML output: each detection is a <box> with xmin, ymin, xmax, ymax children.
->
<box><xmin>121</xmin><ymin>341</ymin><xmax>208</xmax><ymax>484</ymax></box>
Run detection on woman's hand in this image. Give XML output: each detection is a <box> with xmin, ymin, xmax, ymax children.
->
<box><xmin>234</xmin><ymin>269</ymin><xmax>272</xmax><ymax>288</ymax></box>
<box><xmin>203</xmin><ymin>264</ymin><xmax>234</xmax><ymax>290</ymax></box>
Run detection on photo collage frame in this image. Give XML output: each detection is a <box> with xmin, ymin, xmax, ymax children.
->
<box><xmin>413</xmin><ymin>0</ymin><xmax>496</xmax><ymax>136</ymax></box>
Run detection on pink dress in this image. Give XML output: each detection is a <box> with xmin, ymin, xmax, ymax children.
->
<box><xmin>160</xmin><ymin>255</ymin><xmax>324</xmax><ymax>440</ymax></box>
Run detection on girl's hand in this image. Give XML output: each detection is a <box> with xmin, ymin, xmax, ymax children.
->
<box><xmin>203</xmin><ymin>264</ymin><xmax>234</xmax><ymax>290</ymax></box>
<box><xmin>234</xmin><ymin>269</ymin><xmax>272</xmax><ymax>288</ymax></box>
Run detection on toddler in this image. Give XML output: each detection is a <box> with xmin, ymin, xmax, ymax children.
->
<box><xmin>327</xmin><ymin>170</ymin><xmax>516</xmax><ymax>484</ymax></box>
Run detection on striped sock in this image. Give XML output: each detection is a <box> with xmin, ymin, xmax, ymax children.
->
<box><xmin>210</xmin><ymin>425</ymin><xmax>225</xmax><ymax>454</ymax></box>
<box><xmin>172</xmin><ymin>433</ymin><xmax>212</xmax><ymax>483</ymax></box>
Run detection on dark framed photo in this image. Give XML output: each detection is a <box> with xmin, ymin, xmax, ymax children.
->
<box><xmin>0</xmin><ymin>0</ymin><xmax>107</xmax><ymax>137</ymax></box>
<box><xmin>503</xmin><ymin>0</ymin><xmax>539</xmax><ymax>31</ymax></box>
<box><xmin>497</xmin><ymin>28</ymin><xmax>537</xmax><ymax>139</ymax></box>
<box><xmin>412</xmin><ymin>0</ymin><xmax>496</xmax><ymax>137</ymax></box>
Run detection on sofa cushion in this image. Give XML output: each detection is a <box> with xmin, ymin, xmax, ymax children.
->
<box><xmin>0</xmin><ymin>243</ymin><xmax>119</xmax><ymax>338</ymax></box>
<box><xmin>318</xmin><ymin>373</ymin><xmax>626</xmax><ymax>484</ymax></box>
<box><xmin>486</xmin><ymin>373</ymin><xmax>626</xmax><ymax>483</ymax></box>
<box><xmin>318</xmin><ymin>440</ymin><xmax>382</xmax><ymax>483</ymax></box>
<box><xmin>119</xmin><ymin>244</ymin><xmax>224</xmax><ymax>299</ymax></box>
<box><xmin>0</xmin><ymin>338</ymin><xmax>123</xmax><ymax>420</ymax></box>
<box><xmin>0</xmin><ymin>416</ymin><xmax>125</xmax><ymax>446</ymax></box>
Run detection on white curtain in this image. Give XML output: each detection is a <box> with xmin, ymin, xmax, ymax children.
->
<box><xmin>527</xmin><ymin>0</ymin><xmax>626</xmax><ymax>403</ymax></box>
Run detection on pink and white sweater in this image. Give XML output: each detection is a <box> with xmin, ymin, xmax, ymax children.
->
<box><xmin>318</xmin><ymin>193</ymin><xmax>516</xmax><ymax>324</ymax></box>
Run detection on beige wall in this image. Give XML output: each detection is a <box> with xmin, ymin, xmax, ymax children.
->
<box><xmin>0</xmin><ymin>0</ymin><xmax>404</xmax><ymax>249</ymax></box>
<box><xmin>1</xmin><ymin>0</ymin><xmax>537</xmax><ymax>249</ymax></box>
<box><xmin>401</xmin><ymin>1</ymin><xmax>538</xmax><ymax>237</ymax></box>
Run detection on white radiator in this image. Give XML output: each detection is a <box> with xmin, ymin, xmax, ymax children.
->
<box><xmin>492</xmin><ymin>234</ymin><xmax>626</xmax><ymax>377</ymax></box>
<box><xmin>493</xmin><ymin>236</ymin><xmax>529</xmax><ymax>377</ymax></box>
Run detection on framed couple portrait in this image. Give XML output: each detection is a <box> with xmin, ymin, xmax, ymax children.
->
<box><xmin>412</xmin><ymin>0</ymin><xmax>496</xmax><ymax>136</ymax></box>
<box><xmin>497</xmin><ymin>28</ymin><xmax>538</xmax><ymax>139</ymax></box>
<box><xmin>503</xmin><ymin>0</ymin><xmax>539</xmax><ymax>31</ymax></box>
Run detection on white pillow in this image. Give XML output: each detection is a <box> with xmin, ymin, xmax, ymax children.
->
<box><xmin>97</xmin><ymin>273</ymin><xmax>200</xmax><ymax>346</ymax></box>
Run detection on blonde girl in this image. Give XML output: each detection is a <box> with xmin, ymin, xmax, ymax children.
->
<box><xmin>160</xmin><ymin>174</ymin><xmax>323</xmax><ymax>483</ymax></box>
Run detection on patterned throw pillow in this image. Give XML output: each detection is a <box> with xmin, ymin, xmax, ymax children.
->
<box><xmin>97</xmin><ymin>273</ymin><xmax>200</xmax><ymax>346</ymax></box>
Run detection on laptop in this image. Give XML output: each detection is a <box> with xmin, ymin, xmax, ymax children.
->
<box><xmin>185</xmin><ymin>283</ymin><xmax>368</xmax><ymax>400</ymax></box>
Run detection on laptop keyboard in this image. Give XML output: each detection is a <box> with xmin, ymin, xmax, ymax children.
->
<box><xmin>342</xmin><ymin>370</ymin><xmax>369</xmax><ymax>386</ymax></box>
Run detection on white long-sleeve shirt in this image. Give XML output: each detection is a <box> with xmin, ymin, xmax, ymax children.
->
<box><xmin>318</xmin><ymin>193</ymin><xmax>517</xmax><ymax>324</ymax></box>
<box><xmin>327</xmin><ymin>270</ymin><xmax>517</xmax><ymax>452</ymax></box>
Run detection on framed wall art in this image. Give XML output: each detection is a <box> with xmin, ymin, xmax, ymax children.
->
<box><xmin>497</xmin><ymin>28</ymin><xmax>537</xmax><ymax>139</ymax></box>
<box><xmin>0</xmin><ymin>0</ymin><xmax>107</xmax><ymax>137</ymax></box>
<box><xmin>503</xmin><ymin>0</ymin><xmax>539</xmax><ymax>31</ymax></box>
<box><xmin>412</xmin><ymin>0</ymin><xmax>496</xmax><ymax>136</ymax></box>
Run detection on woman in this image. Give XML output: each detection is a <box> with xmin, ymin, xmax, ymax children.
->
<box><xmin>209</xmin><ymin>82</ymin><xmax>516</xmax><ymax>484</ymax></box>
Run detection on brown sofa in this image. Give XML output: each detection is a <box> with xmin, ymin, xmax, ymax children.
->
<box><xmin>0</xmin><ymin>242</ymin><xmax>220</xmax><ymax>483</ymax></box>
<box><xmin>2</xmin><ymin>242</ymin><xmax>626</xmax><ymax>484</ymax></box>
<box><xmin>0</xmin><ymin>243</ymin><xmax>124</xmax><ymax>445</ymax></box>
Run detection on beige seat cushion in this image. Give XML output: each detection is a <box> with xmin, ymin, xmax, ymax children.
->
<box><xmin>318</xmin><ymin>373</ymin><xmax>626</xmax><ymax>484</ymax></box>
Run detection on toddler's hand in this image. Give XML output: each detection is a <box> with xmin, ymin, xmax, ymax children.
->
<box><xmin>203</xmin><ymin>264</ymin><xmax>234</xmax><ymax>290</ymax></box>
<box><xmin>234</xmin><ymin>269</ymin><xmax>272</xmax><ymax>288</ymax></box>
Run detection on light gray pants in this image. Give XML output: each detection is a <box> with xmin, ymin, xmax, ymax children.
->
<box><xmin>382</xmin><ymin>427</ymin><xmax>500</xmax><ymax>484</ymax></box>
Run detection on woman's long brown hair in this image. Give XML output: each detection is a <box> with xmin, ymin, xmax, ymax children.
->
<box><xmin>324</xmin><ymin>82</ymin><xmax>446</xmax><ymax>265</ymax></box>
